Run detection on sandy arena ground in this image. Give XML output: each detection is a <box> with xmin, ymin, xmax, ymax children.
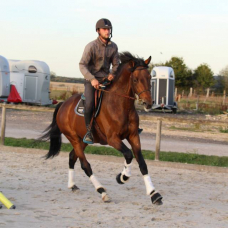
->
<box><xmin>0</xmin><ymin>146</ymin><xmax>227</xmax><ymax>228</ymax></box>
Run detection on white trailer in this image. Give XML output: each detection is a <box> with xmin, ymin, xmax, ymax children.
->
<box><xmin>0</xmin><ymin>55</ymin><xmax>10</xmax><ymax>98</ymax></box>
<box><xmin>151</xmin><ymin>66</ymin><xmax>177</xmax><ymax>113</ymax></box>
<box><xmin>0</xmin><ymin>56</ymin><xmax>52</xmax><ymax>105</ymax></box>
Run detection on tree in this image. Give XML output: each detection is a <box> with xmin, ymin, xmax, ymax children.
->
<box><xmin>193</xmin><ymin>64</ymin><xmax>215</xmax><ymax>91</ymax></box>
<box><xmin>148</xmin><ymin>62</ymin><xmax>165</xmax><ymax>73</ymax></box>
<box><xmin>165</xmin><ymin>57</ymin><xmax>193</xmax><ymax>89</ymax></box>
<box><xmin>213</xmin><ymin>76</ymin><xmax>225</xmax><ymax>93</ymax></box>
<box><xmin>50</xmin><ymin>71</ymin><xmax>57</xmax><ymax>81</ymax></box>
<box><xmin>219</xmin><ymin>65</ymin><xmax>228</xmax><ymax>92</ymax></box>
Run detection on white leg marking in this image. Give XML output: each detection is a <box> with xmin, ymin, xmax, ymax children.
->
<box><xmin>143</xmin><ymin>174</ymin><xmax>155</xmax><ymax>195</ymax></box>
<box><xmin>90</xmin><ymin>174</ymin><xmax>103</xmax><ymax>190</ymax></box>
<box><xmin>121</xmin><ymin>161</ymin><xmax>132</xmax><ymax>177</ymax></box>
<box><xmin>90</xmin><ymin>175</ymin><xmax>110</xmax><ymax>202</ymax></box>
<box><xmin>68</xmin><ymin>169</ymin><xmax>76</xmax><ymax>189</ymax></box>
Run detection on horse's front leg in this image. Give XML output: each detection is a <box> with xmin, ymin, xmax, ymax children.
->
<box><xmin>107</xmin><ymin>137</ymin><xmax>134</xmax><ymax>184</ymax></box>
<box><xmin>127</xmin><ymin>134</ymin><xmax>163</xmax><ymax>205</ymax></box>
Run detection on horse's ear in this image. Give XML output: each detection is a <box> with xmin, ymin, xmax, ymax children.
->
<box><xmin>145</xmin><ymin>56</ymin><xmax>151</xmax><ymax>65</ymax></box>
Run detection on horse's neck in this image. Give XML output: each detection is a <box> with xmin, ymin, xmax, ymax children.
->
<box><xmin>111</xmin><ymin>65</ymin><xmax>133</xmax><ymax>97</ymax></box>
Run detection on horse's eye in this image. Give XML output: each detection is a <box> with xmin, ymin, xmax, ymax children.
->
<box><xmin>133</xmin><ymin>78</ymin><xmax>138</xmax><ymax>83</ymax></box>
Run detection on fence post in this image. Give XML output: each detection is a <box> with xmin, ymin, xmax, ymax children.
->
<box><xmin>175</xmin><ymin>87</ymin><xmax>177</xmax><ymax>98</ymax></box>
<box><xmin>189</xmin><ymin>87</ymin><xmax>192</xmax><ymax>97</ymax></box>
<box><xmin>1</xmin><ymin>104</ymin><xmax>6</xmax><ymax>145</ymax></box>
<box><xmin>177</xmin><ymin>94</ymin><xmax>181</xmax><ymax>102</ymax></box>
<box><xmin>155</xmin><ymin>119</ymin><xmax>162</xmax><ymax>161</ymax></box>
<box><xmin>206</xmin><ymin>88</ymin><xmax>210</xmax><ymax>98</ymax></box>
<box><xmin>203</xmin><ymin>88</ymin><xmax>210</xmax><ymax>103</ymax></box>
<box><xmin>196</xmin><ymin>95</ymin><xmax>199</xmax><ymax>110</ymax></box>
<box><xmin>223</xmin><ymin>90</ymin><xmax>226</xmax><ymax>105</ymax></box>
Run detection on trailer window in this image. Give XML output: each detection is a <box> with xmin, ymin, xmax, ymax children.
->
<box><xmin>170</xmin><ymin>71</ymin><xmax>174</xmax><ymax>78</ymax></box>
<box><xmin>28</xmin><ymin>65</ymin><xmax>37</xmax><ymax>73</ymax></box>
<box><xmin>152</xmin><ymin>70</ymin><xmax>156</xmax><ymax>77</ymax></box>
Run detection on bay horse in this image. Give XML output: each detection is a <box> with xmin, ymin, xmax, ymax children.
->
<box><xmin>41</xmin><ymin>52</ymin><xmax>163</xmax><ymax>205</ymax></box>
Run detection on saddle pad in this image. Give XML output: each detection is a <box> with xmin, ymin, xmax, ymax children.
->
<box><xmin>74</xmin><ymin>99</ymin><xmax>84</xmax><ymax>116</ymax></box>
<box><xmin>75</xmin><ymin>92</ymin><xmax>104</xmax><ymax>117</ymax></box>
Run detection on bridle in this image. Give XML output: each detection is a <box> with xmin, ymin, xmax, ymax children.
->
<box><xmin>130</xmin><ymin>66</ymin><xmax>151</xmax><ymax>98</ymax></box>
<box><xmin>96</xmin><ymin>66</ymin><xmax>151</xmax><ymax>100</ymax></box>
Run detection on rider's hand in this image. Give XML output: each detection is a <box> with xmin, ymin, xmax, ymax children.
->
<box><xmin>107</xmin><ymin>74</ymin><xmax>114</xmax><ymax>81</ymax></box>
<box><xmin>91</xmin><ymin>79</ymin><xmax>100</xmax><ymax>89</ymax></box>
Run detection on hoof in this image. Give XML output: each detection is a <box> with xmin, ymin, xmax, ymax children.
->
<box><xmin>154</xmin><ymin>199</ymin><xmax>163</xmax><ymax>205</ymax></box>
<box><xmin>102</xmin><ymin>192</ymin><xmax>111</xmax><ymax>203</ymax></box>
<box><xmin>116</xmin><ymin>173</ymin><xmax>124</xmax><ymax>184</ymax></box>
<box><xmin>71</xmin><ymin>185</ymin><xmax>79</xmax><ymax>192</ymax></box>
<box><xmin>151</xmin><ymin>192</ymin><xmax>163</xmax><ymax>205</ymax></box>
<box><xmin>116</xmin><ymin>173</ymin><xmax>129</xmax><ymax>184</ymax></box>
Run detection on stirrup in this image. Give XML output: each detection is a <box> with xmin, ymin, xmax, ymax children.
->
<box><xmin>83</xmin><ymin>132</ymin><xmax>94</xmax><ymax>144</ymax></box>
<box><xmin>138</xmin><ymin>128</ymin><xmax>143</xmax><ymax>135</ymax></box>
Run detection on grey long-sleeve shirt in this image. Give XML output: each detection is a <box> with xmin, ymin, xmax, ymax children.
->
<box><xmin>79</xmin><ymin>37</ymin><xmax>119</xmax><ymax>81</ymax></box>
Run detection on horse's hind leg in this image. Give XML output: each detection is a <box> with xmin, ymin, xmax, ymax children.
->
<box><xmin>70</xmin><ymin>139</ymin><xmax>110</xmax><ymax>202</ymax></box>
<box><xmin>68</xmin><ymin>149</ymin><xmax>79</xmax><ymax>191</ymax></box>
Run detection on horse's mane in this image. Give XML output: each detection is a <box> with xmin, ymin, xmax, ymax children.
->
<box><xmin>119</xmin><ymin>52</ymin><xmax>147</xmax><ymax>69</ymax></box>
<box><xmin>113</xmin><ymin>52</ymin><xmax>148</xmax><ymax>82</ymax></box>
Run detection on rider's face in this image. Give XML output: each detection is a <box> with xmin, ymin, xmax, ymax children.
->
<box><xmin>98</xmin><ymin>28</ymin><xmax>110</xmax><ymax>40</ymax></box>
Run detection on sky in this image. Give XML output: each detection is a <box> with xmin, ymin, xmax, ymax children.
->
<box><xmin>1</xmin><ymin>0</ymin><xmax>228</xmax><ymax>77</ymax></box>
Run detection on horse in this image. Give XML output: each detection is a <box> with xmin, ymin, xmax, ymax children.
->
<box><xmin>40</xmin><ymin>52</ymin><xmax>163</xmax><ymax>205</ymax></box>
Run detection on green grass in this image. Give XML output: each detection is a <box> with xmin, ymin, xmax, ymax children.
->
<box><xmin>169</xmin><ymin>126</ymin><xmax>202</xmax><ymax>132</ymax></box>
<box><xmin>3</xmin><ymin>137</ymin><xmax>228</xmax><ymax>167</ymax></box>
<box><xmin>219</xmin><ymin>128</ymin><xmax>228</xmax><ymax>133</ymax></box>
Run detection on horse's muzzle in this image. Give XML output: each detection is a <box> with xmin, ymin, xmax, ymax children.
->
<box><xmin>143</xmin><ymin>101</ymin><xmax>152</xmax><ymax>112</ymax></box>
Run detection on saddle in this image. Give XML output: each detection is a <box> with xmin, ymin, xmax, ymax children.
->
<box><xmin>74</xmin><ymin>78</ymin><xmax>111</xmax><ymax>117</ymax></box>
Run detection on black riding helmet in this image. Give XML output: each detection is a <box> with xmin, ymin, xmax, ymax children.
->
<box><xmin>96</xmin><ymin>18</ymin><xmax>113</xmax><ymax>39</ymax></box>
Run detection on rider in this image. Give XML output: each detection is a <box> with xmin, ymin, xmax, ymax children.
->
<box><xmin>79</xmin><ymin>18</ymin><xmax>119</xmax><ymax>144</ymax></box>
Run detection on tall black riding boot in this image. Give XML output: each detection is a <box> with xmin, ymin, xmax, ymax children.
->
<box><xmin>83</xmin><ymin>83</ymin><xmax>95</xmax><ymax>144</ymax></box>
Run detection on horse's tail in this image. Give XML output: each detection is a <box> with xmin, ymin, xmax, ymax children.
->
<box><xmin>38</xmin><ymin>102</ymin><xmax>63</xmax><ymax>159</ymax></box>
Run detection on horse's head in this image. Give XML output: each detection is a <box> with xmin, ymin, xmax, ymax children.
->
<box><xmin>130</xmin><ymin>56</ymin><xmax>152</xmax><ymax>111</ymax></box>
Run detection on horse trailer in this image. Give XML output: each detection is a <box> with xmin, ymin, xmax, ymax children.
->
<box><xmin>0</xmin><ymin>55</ymin><xmax>10</xmax><ymax>98</ymax></box>
<box><xmin>151</xmin><ymin>66</ymin><xmax>177</xmax><ymax>113</ymax></box>
<box><xmin>0</xmin><ymin>55</ymin><xmax>52</xmax><ymax>105</ymax></box>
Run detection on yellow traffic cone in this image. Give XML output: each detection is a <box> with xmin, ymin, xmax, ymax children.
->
<box><xmin>0</xmin><ymin>192</ymin><xmax>16</xmax><ymax>209</ymax></box>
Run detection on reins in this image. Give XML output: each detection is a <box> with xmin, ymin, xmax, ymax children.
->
<box><xmin>96</xmin><ymin>88</ymin><xmax>136</xmax><ymax>100</ymax></box>
<box><xmin>95</xmin><ymin>66</ymin><xmax>150</xmax><ymax>100</ymax></box>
